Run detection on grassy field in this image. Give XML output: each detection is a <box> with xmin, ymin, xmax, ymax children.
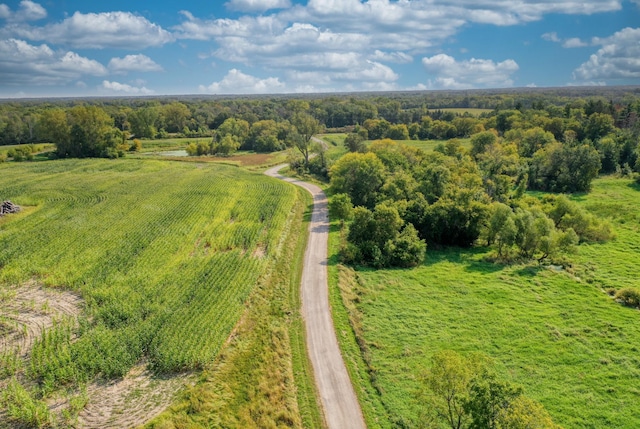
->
<box><xmin>0</xmin><ymin>158</ymin><xmax>318</xmax><ymax>426</ymax></box>
<box><xmin>328</xmin><ymin>177</ymin><xmax>640</xmax><ymax>428</ymax></box>
<box><xmin>434</xmin><ymin>107</ymin><xmax>493</xmax><ymax>116</ymax></box>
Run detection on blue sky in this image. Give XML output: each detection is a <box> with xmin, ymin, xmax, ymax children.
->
<box><xmin>0</xmin><ymin>0</ymin><xmax>639</xmax><ymax>98</ymax></box>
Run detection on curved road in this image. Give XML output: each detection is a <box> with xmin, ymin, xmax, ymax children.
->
<box><xmin>265</xmin><ymin>165</ymin><xmax>366</xmax><ymax>429</ymax></box>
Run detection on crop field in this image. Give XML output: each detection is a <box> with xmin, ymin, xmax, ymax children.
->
<box><xmin>330</xmin><ymin>177</ymin><xmax>640</xmax><ymax>428</ymax></box>
<box><xmin>0</xmin><ymin>158</ymin><xmax>301</xmax><ymax>426</ymax></box>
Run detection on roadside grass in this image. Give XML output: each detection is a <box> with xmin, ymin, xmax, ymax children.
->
<box><xmin>328</xmin><ymin>176</ymin><xmax>640</xmax><ymax>428</ymax></box>
<box><xmin>146</xmin><ymin>188</ymin><xmax>324</xmax><ymax>429</ymax></box>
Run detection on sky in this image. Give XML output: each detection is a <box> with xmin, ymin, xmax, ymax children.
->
<box><xmin>0</xmin><ymin>0</ymin><xmax>639</xmax><ymax>98</ymax></box>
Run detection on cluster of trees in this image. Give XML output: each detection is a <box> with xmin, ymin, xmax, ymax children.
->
<box><xmin>329</xmin><ymin>137</ymin><xmax>613</xmax><ymax>267</ymax></box>
<box><xmin>420</xmin><ymin>350</ymin><xmax>560</xmax><ymax>429</ymax></box>
<box><xmin>0</xmin><ymin>88</ymin><xmax>638</xmax><ymax>160</ymax></box>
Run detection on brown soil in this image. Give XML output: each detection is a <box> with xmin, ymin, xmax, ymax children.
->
<box><xmin>0</xmin><ymin>281</ymin><xmax>83</xmax><ymax>358</ymax></box>
<box><xmin>77</xmin><ymin>364</ymin><xmax>192</xmax><ymax>429</ymax></box>
<box><xmin>0</xmin><ymin>283</ymin><xmax>191</xmax><ymax>429</ymax></box>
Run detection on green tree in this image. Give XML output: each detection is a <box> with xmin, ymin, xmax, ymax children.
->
<box><xmin>470</xmin><ymin>131</ymin><xmax>498</xmax><ymax>158</ymax></box>
<box><xmin>217</xmin><ymin>118</ymin><xmax>250</xmax><ymax>148</ymax></box>
<box><xmin>329</xmin><ymin>193</ymin><xmax>353</xmax><ymax>221</ymax></box>
<box><xmin>161</xmin><ymin>102</ymin><xmax>191</xmax><ymax>133</ymax></box>
<box><xmin>465</xmin><ymin>372</ymin><xmax>523</xmax><ymax>429</ymax></box>
<box><xmin>290</xmin><ymin>112</ymin><xmax>321</xmax><ymax>166</ymax></box>
<box><xmin>344</xmin><ymin>133</ymin><xmax>367</xmax><ymax>152</ymax></box>
<box><xmin>330</xmin><ymin>152</ymin><xmax>387</xmax><ymax>209</ymax></box>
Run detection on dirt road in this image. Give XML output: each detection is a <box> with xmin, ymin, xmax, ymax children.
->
<box><xmin>265</xmin><ymin>165</ymin><xmax>366</xmax><ymax>429</ymax></box>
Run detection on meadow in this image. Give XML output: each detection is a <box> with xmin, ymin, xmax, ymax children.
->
<box><xmin>329</xmin><ymin>177</ymin><xmax>640</xmax><ymax>428</ymax></box>
<box><xmin>0</xmin><ymin>158</ymin><xmax>308</xmax><ymax>426</ymax></box>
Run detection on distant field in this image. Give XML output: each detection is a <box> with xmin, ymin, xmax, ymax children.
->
<box><xmin>393</xmin><ymin>138</ymin><xmax>472</xmax><ymax>152</ymax></box>
<box><xmin>139</xmin><ymin>137</ymin><xmax>207</xmax><ymax>153</ymax></box>
<box><xmin>0</xmin><ymin>159</ymin><xmax>302</xmax><ymax>425</ymax></box>
<box><xmin>434</xmin><ymin>107</ymin><xmax>493</xmax><ymax>116</ymax></box>
<box><xmin>329</xmin><ymin>177</ymin><xmax>640</xmax><ymax>428</ymax></box>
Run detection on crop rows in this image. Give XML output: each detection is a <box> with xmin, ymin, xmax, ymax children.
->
<box><xmin>0</xmin><ymin>159</ymin><xmax>298</xmax><ymax>387</ymax></box>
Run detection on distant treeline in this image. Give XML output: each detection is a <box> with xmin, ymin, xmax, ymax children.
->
<box><xmin>0</xmin><ymin>87</ymin><xmax>639</xmax><ymax>159</ymax></box>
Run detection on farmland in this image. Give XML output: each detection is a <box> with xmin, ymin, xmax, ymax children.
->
<box><xmin>0</xmin><ymin>158</ymin><xmax>306</xmax><ymax>427</ymax></box>
<box><xmin>329</xmin><ymin>176</ymin><xmax>640</xmax><ymax>428</ymax></box>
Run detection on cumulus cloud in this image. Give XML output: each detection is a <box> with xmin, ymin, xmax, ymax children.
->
<box><xmin>0</xmin><ymin>1</ymin><xmax>46</xmax><ymax>22</ymax></box>
<box><xmin>562</xmin><ymin>37</ymin><xmax>589</xmax><ymax>48</ymax></box>
<box><xmin>542</xmin><ymin>32</ymin><xmax>588</xmax><ymax>48</ymax></box>
<box><xmin>199</xmin><ymin>69</ymin><xmax>286</xmax><ymax>94</ymax></box>
<box><xmin>370</xmin><ymin>50</ymin><xmax>413</xmax><ymax>64</ymax></box>
<box><xmin>101</xmin><ymin>80</ymin><xmax>154</xmax><ymax>94</ymax></box>
<box><xmin>13</xmin><ymin>11</ymin><xmax>173</xmax><ymax>49</ymax></box>
<box><xmin>422</xmin><ymin>54</ymin><xmax>519</xmax><ymax>89</ymax></box>
<box><xmin>0</xmin><ymin>39</ymin><xmax>106</xmax><ymax>86</ymax></box>
<box><xmin>573</xmin><ymin>27</ymin><xmax>640</xmax><ymax>81</ymax></box>
<box><xmin>225</xmin><ymin>0</ymin><xmax>291</xmax><ymax>12</ymax></box>
<box><xmin>108</xmin><ymin>55</ymin><xmax>163</xmax><ymax>73</ymax></box>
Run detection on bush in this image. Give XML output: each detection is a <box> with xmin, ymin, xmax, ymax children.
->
<box><xmin>1</xmin><ymin>379</ymin><xmax>52</xmax><ymax>428</ymax></box>
<box><xmin>615</xmin><ymin>288</ymin><xmax>640</xmax><ymax>308</ymax></box>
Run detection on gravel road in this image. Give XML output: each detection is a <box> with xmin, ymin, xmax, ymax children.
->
<box><xmin>265</xmin><ymin>165</ymin><xmax>366</xmax><ymax>429</ymax></box>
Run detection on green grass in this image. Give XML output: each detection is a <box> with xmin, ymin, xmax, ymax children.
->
<box><xmin>329</xmin><ymin>177</ymin><xmax>640</xmax><ymax>428</ymax></box>
<box><xmin>146</xmin><ymin>187</ymin><xmax>323</xmax><ymax>429</ymax></box>
<box><xmin>0</xmin><ymin>158</ymin><xmax>299</xmax><ymax>382</ymax></box>
<box><xmin>397</xmin><ymin>138</ymin><xmax>472</xmax><ymax>152</ymax></box>
<box><xmin>138</xmin><ymin>137</ymin><xmax>209</xmax><ymax>153</ymax></box>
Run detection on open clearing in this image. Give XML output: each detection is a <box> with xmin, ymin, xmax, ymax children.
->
<box><xmin>330</xmin><ymin>177</ymin><xmax>640</xmax><ymax>428</ymax></box>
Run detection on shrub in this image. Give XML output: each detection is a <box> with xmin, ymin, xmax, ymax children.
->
<box><xmin>615</xmin><ymin>288</ymin><xmax>640</xmax><ymax>308</ymax></box>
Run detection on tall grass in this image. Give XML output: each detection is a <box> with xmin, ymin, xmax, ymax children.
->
<box><xmin>329</xmin><ymin>177</ymin><xmax>640</xmax><ymax>428</ymax></box>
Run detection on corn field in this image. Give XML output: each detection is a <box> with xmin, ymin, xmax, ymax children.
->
<box><xmin>0</xmin><ymin>158</ymin><xmax>298</xmax><ymax>387</ymax></box>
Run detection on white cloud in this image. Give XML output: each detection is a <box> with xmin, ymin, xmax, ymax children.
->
<box><xmin>573</xmin><ymin>27</ymin><xmax>640</xmax><ymax>81</ymax></box>
<box><xmin>0</xmin><ymin>39</ymin><xmax>106</xmax><ymax>86</ymax></box>
<box><xmin>13</xmin><ymin>11</ymin><xmax>173</xmax><ymax>49</ymax></box>
<box><xmin>199</xmin><ymin>69</ymin><xmax>286</xmax><ymax>94</ymax></box>
<box><xmin>562</xmin><ymin>37</ymin><xmax>588</xmax><ymax>48</ymax></box>
<box><xmin>422</xmin><ymin>54</ymin><xmax>519</xmax><ymax>89</ymax></box>
<box><xmin>225</xmin><ymin>0</ymin><xmax>291</xmax><ymax>12</ymax></box>
<box><xmin>0</xmin><ymin>4</ymin><xmax>10</xmax><ymax>19</ymax></box>
<box><xmin>108</xmin><ymin>54</ymin><xmax>163</xmax><ymax>73</ymax></box>
<box><xmin>543</xmin><ymin>32</ymin><xmax>589</xmax><ymax>48</ymax></box>
<box><xmin>101</xmin><ymin>80</ymin><xmax>154</xmax><ymax>94</ymax></box>
<box><xmin>0</xmin><ymin>1</ymin><xmax>46</xmax><ymax>21</ymax></box>
<box><xmin>370</xmin><ymin>50</ymin><xmax>413</xmax><ymax>64</ymax></box>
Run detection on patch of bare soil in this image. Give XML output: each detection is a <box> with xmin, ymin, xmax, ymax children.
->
<box><xmin>77</xmin><ymin>364</ymin><xmax>192</xmax><ymax>429</ymax></box>
<box><xmin>0</xmin><ymin>281</ymin><xmax>82</xmax><ymax>358</ymax></box>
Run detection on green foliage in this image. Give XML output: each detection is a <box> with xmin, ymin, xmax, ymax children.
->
<box><xmin>330</xmin><ymin>152</ymin><xmax>387</xmax><ymax>209</ymax></box>
<box><xmin>529</xmin><ymin>142</ymin><xmax>601</xmax><ymax>193</ymax></box>
<box><xmin>329</xmin><ymin>193</ymin><xmax>353</xmax><ymax>221</ymax></box>
<box><xmin>470</xmin><ymin>130</ymin><xmax>498</xmax><ymax>158</ymax></box>
<box><xmin>345</xmin><ymin>203</ymin><xmax>425</xmax><ymax>268</ymax></box>
<box><xmin>344</xmin><ymin>132</ymin><xmax>367</xmax><ymax>152</ymax></box>
<box><xmin>614</xmin><ymin>287</ymin><xmax>640</xmax><ymax>308</ymax></box>
<box><xmin>1</xmin><ymin>379</ymin><xmax>52</xmax><ymax>428</ymax></box>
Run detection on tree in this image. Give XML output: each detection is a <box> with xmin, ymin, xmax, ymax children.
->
<box><xmin>161</xmin><ymin>102</ymin><xmax>190</xmax><ymax>133</ymax></box>
<box><xmin>129</xmin><ymin>107</ymin><xmax>158</xmax><ymax>139</ymax></box>
<box><xmin>291</xmin><ymin>112</ymin><xmax>321</xmax><ymax>166</ymax></box>
<box><xmin>329</xmin><ymin>152</ymin><xmax>387</xmax><ymax>209</ymax></box>
<box><xmin>344</xmin><ymin>133</ymin><xmax>366</xmax><ymax>152</ymax></box>
<box><xmin>420</xmin><ymin>350</ymin><xmax>485</xmax><ymax>429</ymax></box>
<box><xmin>329</xmin><ymin>193</ymin><xmax>353</xmax><ymax>221</ymax></box>
<box><xmin>497</xmin><ymin>396</ymin><xmax>560</xmax><ymax>429</ymax></box>
<box><xmin>465</xmin><ymin>372</ymin><xmax>523</xmax><ymax>429</ymax></box>
<box><xmin>211</xmin><ymin>134</ymin><xmax>240</xmax><ymax>156</ymax></box>
<box><xmin>217</xmin><ymin>118</ymin><xmax>250</xmax><ymax>148</ymax></box>
<box><xmin>470</xmin><ymin>131</ymin><xmax>498</xmax><ymax>158</ymax></box>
